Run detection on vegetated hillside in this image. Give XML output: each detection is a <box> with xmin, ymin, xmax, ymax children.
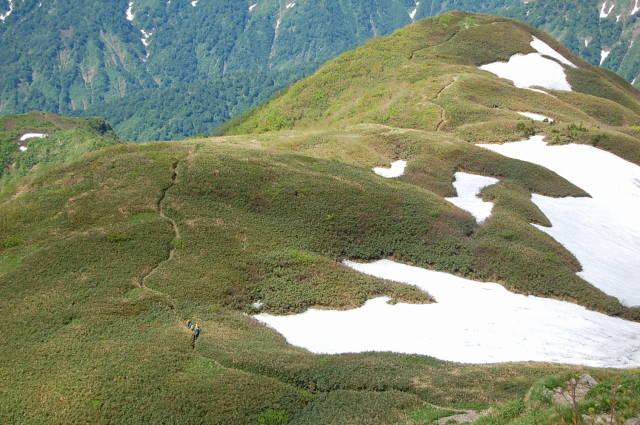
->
<box><xmin>0</xmin><ymin>111</ymin><xmax>121</xmax><ymax>185</ymax></box>
<box><xmin>2</xmin><ymin>11</ymin><xmax>640</xmax><ymax>425</ymax></box>
<box><xmin>223</xmin><ymin>13</ymin><xmax>640</xmax><ymax>158</ymax></box>
<box><xmin>1</xmin><ymin>0</ymin><xmax>638</xmax><ymax>141</ymax></box>
<box><xmin>1</xmin><ymin>135</ymin><xmax>638</xmax><ymax>425</ymax></box>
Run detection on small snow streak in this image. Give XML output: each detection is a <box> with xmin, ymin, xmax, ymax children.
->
<box><xmin>632</xmin><ymin>0</ymin><xmax>640</xmax><ymax>15</ymax></box>
<box><xmin>17</xmin><ymin>133</ymin><xmax>47</xmax><ymax>153</ymax></box>
<box><xmin>0</xmin><ymin>0</ymin><xmax>14</xmax><ymax>22</ymax></box>
<box><xmin>600</xmin><ymin>49</ymin><xmax>611</xmax><ymax>65</ymax></box>
<box><xmin>19</xmin><ymin>133</ymin><xmax>47</xmax><ymax>142</ymax></box>
<box><xmin>409</xmin><ymin>1</ymin><xmax>420</xmax><ymax>20</ymax></box>
<box><xmin>286</xmin><ymin>2</ymin><xmax>295</xmax><ymax>9</ymax></box>
<box><xmin>517</xmin><ymin>112</ymin><xmax>554</xmax><ymax>122</ymax></box>
<box><xmin>140</xmin><ymin>29</ymin><xmax>152</xmax><ymax>47</ymax></box>
<box><xmin>530</xmin><ymin>36</ymin><xmax>577</xmax><ymax>68</ymax></box>
<box><xmin>526</xmin><ymin>88</ymin><xmax>552</xmax><ymax>96</ymax></box>
<box><xmin>249</xmin><ymin>3</ymin><xmax>257</xmax><ymax>12</ymax></box>
<box><xmin>600</xmin><ymin>1</ymin><xmax>615</xmax><ymax>18</ymax></box>
<box><xmin>191</xmin><ymin>0</ymin><xmax>198</xmax><ymax>6</ymax></box>
<box><xmin>126</xmin><ymin>1</ymin><xmax>135</xmax><ymax>21</ymax></box>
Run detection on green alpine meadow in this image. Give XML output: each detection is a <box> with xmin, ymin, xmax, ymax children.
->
<box><xmin>1</xmin><ymin>9</ymin><xmax>640</xmax><ymax>425</ymax></box>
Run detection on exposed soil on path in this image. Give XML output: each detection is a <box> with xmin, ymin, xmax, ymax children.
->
<box><xmin>434</xmin><ymin>76</ymin><xmax>459</xmax><ymax>132</ymax></box>
<box><xmin>139</xmin><ymin>160</ymin><xmax>180</xmax><ymax>287</ymax></box>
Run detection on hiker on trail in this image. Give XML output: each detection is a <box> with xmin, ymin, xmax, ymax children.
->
<box><xmin>186</xmin><ymin>319</ymin><xmax>193</xmax><ymax>330</ymax></box>
<box><xmin>191</xmin><ymin>324</ymin><xmax>201</xmax><ymax>350</ymax></box>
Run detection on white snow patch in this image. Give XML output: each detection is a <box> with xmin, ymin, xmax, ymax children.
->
<box><xmin>480</xmin><ymin>53</ymin><xmax>572</xmax><ymax>91</ymax></box>
<box><xmin>478</xmin><ymin>136</ymin><xmax>640</xmax><ymax>307</ymax></box>
<box><xmin>19</xmin><ymin>146</ymin><xmax>27</xmax><ymax>152</ymax></box>
<box><xmin>126</xmin><ymin>1</ymin><xmax>135</xmax><ymax>21</ymax></box>
<box><xmin>286</xmin><ymin>2</ymin><xmax>295</xmax><ymax>8</ymax></box>
<box><xmin>517</xmin><ymin>112</ymin><xmax>554</xmax><ymax>122</ymax></box>
<box><xmin>373</xmin><ymin>160</ymin><xmax>407</xmax><ymax>178</ymax></box>
<box><xmin>584</xmin><ymin>38</ymin><xmax>590</xmax><ymax>48</ymax></box>
<box><xmin>255</xmin><ymin>259</ymin><xmax>640</xmax><ymax>367</ymax></box>
<box><xmin>252</xmin><ymin>300</ymin><xmax>264</xmax><ymax>309</ymax></box>
<box><xmin>249</xmin><ymin>3</ymin><xmax>257</xmax><ymax>11</ymax></box>
<box><xmin>409</xmin><ymin>1</ymin><xmax>420</xmax><ymax>20</ymax></box>
<box><xmin>19</xmin><ymin>133</ymin><xmax>47</xmax><ymax>141</ymax></box>
<box><xmin>600</xmin><ymin>1</ymin><xmax>615</xmax><ymax>18</ymax></box>
<box><xmin>0</xmin><ymin>0</ymin><xmax>14</xmax><ymax>22</ymax></box>
<box><xmin>631</xmin><ymin>0</ymin><xmax>639</xmax><ymax>15</ymax></box>
<box><xmin>600</xmin><ymin>49</ymin><xmax>611</xmax><ymax>65</ymax></box>
<box><xmin>530</xmin><ymin>37</ymin><xmax>577</xmax><ymax>68</ymax></box>
<box><xmin>191</xmin><ymin>0</ymin><xmax>198</xmax><ymax>6</ymax></box>
<box><xmin>140</xmin><ymin>29</ymin><xmax>152</xmax><ymax>47</ymax></box>
<box><xmin>445</xmin><ymin>172</ymin><xmax>498</xmax><ymax>223</ymax></box>
<box><xmin>1</xmin><ymin>0</ymin><xmax>14</xmax><ymax>22</ymax></box>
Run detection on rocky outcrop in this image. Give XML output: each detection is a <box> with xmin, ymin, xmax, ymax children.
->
<box><xmin>552</xmin><ymin>374</ymin><xmax>599</xmax><ymax>405</ymax></box>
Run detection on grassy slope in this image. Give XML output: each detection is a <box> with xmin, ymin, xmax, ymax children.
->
<box><xmin>221</xmin><ymin>12</ymin><xmax>640</xmax><ymax>165</ymax></box>
<box><xmin>1</xmin><ymin>140</ymin><xmax>636</xmax><ymax>425</ymax></box>
<box><xmin>214</xmin><ymin>11</ymin><xmax>640</xmax><ymax>318</ymax></box>
<box><xmin>3</xmin><ymin>11</ymin><xmax>640</xmax><ymax>425</ymax></box>
<box><xmin>0</xmin><ymin>111</ymin><xmax>121</xmax><ymax>186</ymax></box>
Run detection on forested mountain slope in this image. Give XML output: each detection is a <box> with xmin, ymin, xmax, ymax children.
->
<box><xmin>0</xmin><ymin>0</ymin><xmax>639</xmax><ymax>142</ymax></box>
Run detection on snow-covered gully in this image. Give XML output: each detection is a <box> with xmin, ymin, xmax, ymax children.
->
<box><xmin>479</xmin><ymin>136</ymin><xmax>640</xmax><ymax>307</ymax></box>
<box><xmin>480</xmin><ymin>36</ymin><xmax>576</xmax><ymax>91</ymax></box>
<box><xmin>255</xmin><ymin>140</ymin><xmax>640</xmax><ymax>368</ymax></box>
<box><xmin>255</xmin><ymin>259</ymin><xmax>640</xmax><ymax>367</ymax></box>
<box><xmin>445</xmin><ymin>172</ymin><xmax>498</xmax><ymax>223</ymax></box>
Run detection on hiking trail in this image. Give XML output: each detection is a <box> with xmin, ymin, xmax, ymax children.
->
<box><xmin>435</xmin><ymin>76</ymin><xmax>459</xmax><ymax>132</ymax></box>
<box><xmin>139</xmin><ymin>160</ymin><xmax>180</xmax><ymax>287</ymax></box>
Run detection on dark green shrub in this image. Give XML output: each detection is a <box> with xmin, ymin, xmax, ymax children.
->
<box><xmin>106</xmin><ymin>233</ymin><xmax>132</xmax><ymax>243</ymax></box>
<box><xmin>1</xmin><ymin>237</ymin><xmax>21</xmax><ymax>248</ymax></box>
<box><xmin>257</xmin><ymin>409</ymin><xmax>289</xmax><ymax>425</ymax></box>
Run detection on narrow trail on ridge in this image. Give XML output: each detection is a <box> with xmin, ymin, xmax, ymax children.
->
<box><xmin>435</xmin><ymin>76</ymin><xmax>459</xmax><ymax>132</ymax></box>
<box><xmin>424</xmin><ymin>401</ymin><xmax>484</xmax><ymax>424</ymax></box>
<box><xmin>139</xmin><ymin>160</ymin><xmax>181</xmax><ymax>288</ymax></box>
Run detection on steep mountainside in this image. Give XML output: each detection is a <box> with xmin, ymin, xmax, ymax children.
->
<box><xmin>2</xmin><ymin>12</ymin><xmax>640</xmax><ymax>424</ymax></box>
<box><xmin>1</xmin><ymin>0</ymin><xmax>639</xmax><ymax>141</ymax></box>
